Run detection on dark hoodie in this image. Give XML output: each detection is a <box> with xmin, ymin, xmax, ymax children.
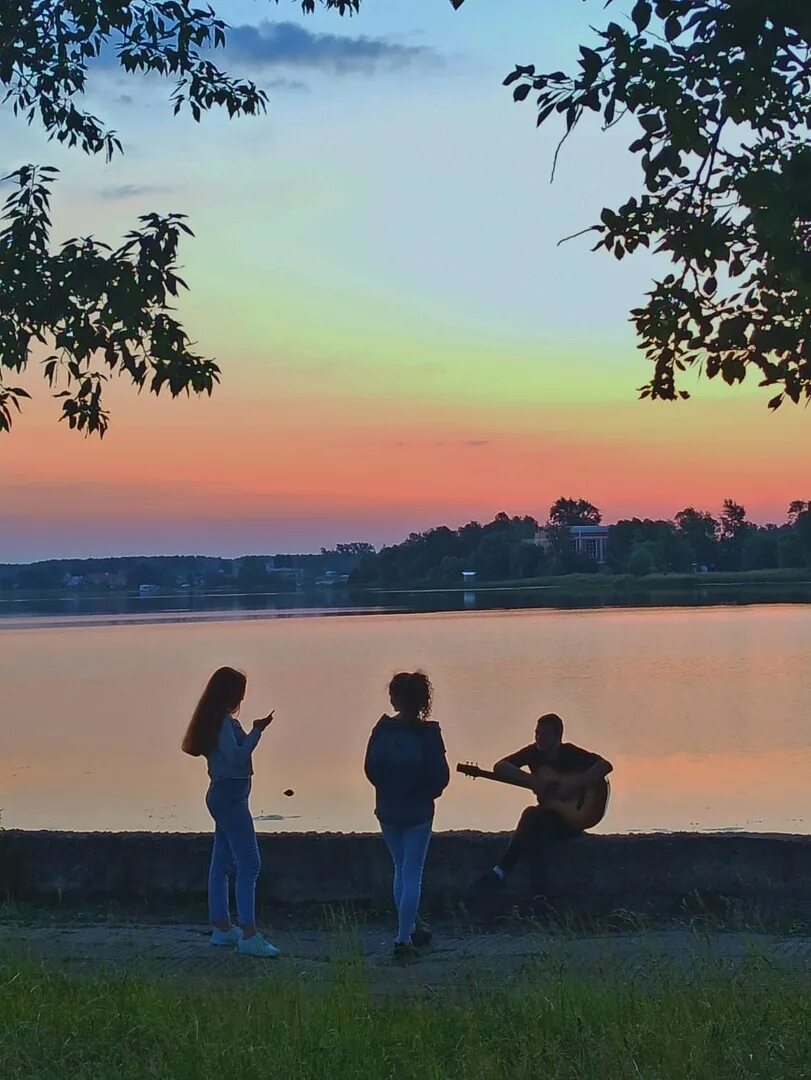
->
<box><xmin>364</xmin><ymin>715</ymin><xmax>450</xmax><ymax>828</ymax></box>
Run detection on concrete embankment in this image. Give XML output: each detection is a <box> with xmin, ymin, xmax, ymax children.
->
<box><xmin>1</xmin><ymin>831</ymin><xmax>808</xmax><ymax>922</ymax></box>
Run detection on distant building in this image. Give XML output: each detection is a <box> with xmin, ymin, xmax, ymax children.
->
<box><xmin>535</xmin><ymin>524</ymin><xmax>609</xmax><ymax>565</ymax></box>
<box><xmin>462</xmin><ymin>570</ymin><xmax>476</xmax><ymax>583</ymax></box>
<box><xmin>316</xmin><ymin>570</ymin><xmax>349</xmax><ymax>586</ymax></box>
<box><xmin>138</xmin><ymin>583</ymin><xmax>161</xmax><ymax>596</ymax></box>
<box><xmin>85</xmin><ymin>572</ymin><xmax>127</xmax><ymax>589</ymax></box>
<box><xmin>267</xmin><ymin>565</ymin><xmax>306</xmax><ymax>585</ymax></box>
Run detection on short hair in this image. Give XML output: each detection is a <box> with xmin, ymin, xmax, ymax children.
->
<box><xmin>537</xmin><ymin>712</ymin><xmax>564</xmax><ymax>734</ymax></box>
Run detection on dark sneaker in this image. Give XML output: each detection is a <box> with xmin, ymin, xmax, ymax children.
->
<box><xmin>473</xmin><ymin>869</ymin><xmax>506</xmax><ymax>892</ymax></box>
<box><xmin>392</xmin><ymin>942</ymin><xmax>420</xmax><ymax>967</ymax></box>
<box><xmin>411</xmin><ymin>924</ymin><xmax>432</xmax><ymax>949</ymax></box>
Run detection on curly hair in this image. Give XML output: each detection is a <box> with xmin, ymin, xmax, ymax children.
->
<box><xmin>389</xmin><ymin>671</ymin><xmax>433</xmax><ymax>722</ymax></box>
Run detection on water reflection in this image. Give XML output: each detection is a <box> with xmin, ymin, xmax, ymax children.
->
<box><xmin>4</xmin><ymin>581</ymin><xmax>811</xmax><ymax>624</ymax></box>
<box><xmin>0</xmin><ymin>605</ymin><xmax>809</xmax><ymax>834</ymax></box>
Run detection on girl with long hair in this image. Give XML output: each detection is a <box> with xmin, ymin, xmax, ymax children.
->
<box><xmin>182</xmin><ymin>666</ymin><xmax>278</xmax><ymax>957</ymax></box>
<box><xmin>364</xmin><ymin>671</ymin><xmax>450</xmax><ymax>964</ymax></box>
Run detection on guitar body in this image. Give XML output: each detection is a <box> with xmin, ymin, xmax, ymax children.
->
<box><xmin>530</xmin><ymin>764</ymin><xmax>609</xmax><ymax>830</ymax></box>
<box><xmin>457</xmin><ymin>762</ymin><xmax>609</xmax><ymax>831</ymax></box>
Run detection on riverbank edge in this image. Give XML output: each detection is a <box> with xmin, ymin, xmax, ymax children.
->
<box><xmin>1</xmin><ymin>831</ymin><xmax>808</xmax><ymax>924</ymax></box>
<box><xmin>4</xmin><ymin>567</ymin><xmax>811</xmax><ymax>609</ymax></box>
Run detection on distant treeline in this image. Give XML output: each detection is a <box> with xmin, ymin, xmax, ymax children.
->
<box><xmin>349</xmin><ymin>498</ymin><xmax>811</xmax><ymax>586</ymax></box>
<box><xmin>5</xmin><ymin>500</ymin><xmax>811</xmax><ymax>594</ymax></box>
<box><xmin>0</xmin><ymin>544</ymin><xmax>374</xmax><ymax>594</ymax></box>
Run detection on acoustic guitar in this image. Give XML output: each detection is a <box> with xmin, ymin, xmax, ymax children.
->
<box><xmin>456</xmin><ymin>761</ymin><xmax>609</xmax><ymax>831</ymax></box>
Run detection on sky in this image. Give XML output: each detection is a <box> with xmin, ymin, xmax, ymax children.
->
<box><xmin>1</xmin><ymin>0</ymin><xmax>807</xmax><ymax>561</ymax></box>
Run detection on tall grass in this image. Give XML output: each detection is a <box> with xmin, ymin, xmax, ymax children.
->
<box><xmin>0</xmin><ymin>957</ymin><xmax>807</xmax><ymax>1079</ymax></box>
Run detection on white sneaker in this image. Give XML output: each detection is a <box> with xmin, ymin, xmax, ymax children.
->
<box><xmin>238</xmin><ymin>932</ymin><xmax>280</xmax><ymax>958</ymax></box>
<box><xmin>210</xmin><ymin>926</ymin><xmax>243</xmax><ymax>947</ymax></box>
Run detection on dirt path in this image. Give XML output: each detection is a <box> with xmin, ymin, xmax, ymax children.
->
<box><xmin>1</xmin><ymin>922</ymin><xmax>808</xmax><ymax>994</ymax></box>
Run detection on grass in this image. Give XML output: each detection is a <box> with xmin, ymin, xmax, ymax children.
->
<box><xmin>0</xmin><ymin>954</ymin><xmax>807</xmax><ymax>1079</ymax></box>
<box><xmin>478</xmin><ymin>567</ymin><xmax>811</xmax><ymax>593</ymax></box>
<box><xmin>365</xmin><ymin>567</ymin><xmax>811</xmax><ymax>602</ymax></box>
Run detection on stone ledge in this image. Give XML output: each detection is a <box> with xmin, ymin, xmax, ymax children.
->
<box><xmin>1</xmin><ymin>831</ymin><xmax>808</xmax><ymax>921</ymax></box>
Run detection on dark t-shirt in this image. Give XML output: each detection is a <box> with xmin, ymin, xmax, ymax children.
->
<box><xmin>503</xmin><ymin>742</ymin><xmax>600</xmax><ymax>775</ymax></box>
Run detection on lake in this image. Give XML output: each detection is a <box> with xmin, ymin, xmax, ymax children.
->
<box><xmin>1</xmin><ymin>604</ymin><xmax>808</xmax><ymax>835</ymax></box>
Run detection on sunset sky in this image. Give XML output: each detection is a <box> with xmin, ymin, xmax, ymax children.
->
<box><xmin>1</xmin><ymin>0</ymin><xmax>807</xmax><ymax>562</ymax></box>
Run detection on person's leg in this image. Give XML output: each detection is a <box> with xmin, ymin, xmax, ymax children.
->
<box><xmin>205</xmin><ymin>782</ymin><xmax>245</xmax><ymax>945</ymax></box>
<box><xmin>494</xmin><ymin>808</ymin><xmax>578</xmax><ymax>878</ymax></box>
<box><xmin>211</xmin><ymin>780</ymin><xmax>261</xmax><ymax>936</ymax></box>
<box><xmin>227</xmin><ymin>791</ymin><xmax>262</xmax><ymax>936</ymax></box>
<box><xmin>205</xmin><ymin>782</ymin><xmax>236</xmax><ymax>932</ymax></box>
<box><xmin>494</xmin><ymin>805</ymin><xmax>548</xmax><ymax>877</ymax></box>
<box><xmin>381</xmin><ymin>824</ymin><xmax>406</xmax><ymax>929</ymax></box>
<box><xmin>210</xmin><ymin>781</ymin><xmax>277</xmax><ymax>958</ymax></box>
<box><xmin>207</xmin><ymin>822</ymin><xmax>235</xmax><ymax>930</ymax></box>
<box><xmin>394</xmin><ymin>822</ymin><xmax>432</xmax><ymax>945</ymax></box>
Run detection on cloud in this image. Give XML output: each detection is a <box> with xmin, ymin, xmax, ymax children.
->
<box><xmin>90</xmin><ymin>21</ymin><xmax>436</xmax><ymax>83</ymax></box>
<box><xmin>99</xmin><ymin>184</ymin><xmax>174</xmax><ymax>201</ymax></box>
<box><xmin>394</xmin><ymin>439</ymin><xmax>491</xmax><ymax>448</ymax></box>
<box><xmin>226</xmin><ymin>21</ymin><xmax>437</xmax><ymax>73</ymax></box>
<box><xmin>266</xmin><ymin>77</ymin><xmax>310</xmax><ymax>93</ymax></box>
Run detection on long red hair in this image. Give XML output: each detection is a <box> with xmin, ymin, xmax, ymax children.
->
<box><xmin>182</xmin><ymin>667</ymin><xmax>247</xmax><ymax>757</ymax></box>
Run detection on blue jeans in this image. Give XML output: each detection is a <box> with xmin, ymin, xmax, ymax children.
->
<box><xmin>206</xmin><ymin>778</ymin><xmax>261</xmax><ymax>928</ymax></box>
<box><xmin>381</xmin><ymin>821</ymin><xmax>433</xmax><ymax>945</ymax></box>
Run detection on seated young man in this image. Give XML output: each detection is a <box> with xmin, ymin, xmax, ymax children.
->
<box><xmin>480</xmin><ymin>712</ymin><xmax>612</xmax><ymax>885</ymax></box>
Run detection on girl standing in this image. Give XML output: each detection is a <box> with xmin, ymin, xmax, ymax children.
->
<box><xmin>182</xmin><ymin>666</ymin><xmax>279</xmax><ymax>957</ymax></box>
<box><xmin>364</xmin><ymin>672</ymin><xmax>450</xmax><ymax>964</ymax></box>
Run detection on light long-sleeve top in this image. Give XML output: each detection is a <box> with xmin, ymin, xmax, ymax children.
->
<box><xmin>206</xmin><ymin>715</ymin><xmax>262</xmax><ymax>780</ymax></box>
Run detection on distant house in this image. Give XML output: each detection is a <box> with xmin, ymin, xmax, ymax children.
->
<box><xmin>138</xmin><ymin>583</ymin><xmax>161</xmax><ymax>596</ymax></box>
<box><xmin>85</xmin><ymin>572</ymin><xmax>127</xmax><ymax>589</ymax></box>
<box><xmin>267</xmin><ymin>564</ymin><xmax>306</xmax><ymax>585</ymax></box>
<box><xmin>535</xmin><ymin>524</ymin><xmax>610</xmax><ymax>565</ymax></box>
<box><xmin>62</xmin><ymin>574</ymin><xmax>84</xmax><ymax>589</ymax></box>
<box><xmin>262</xmin><ymin>558</ymin><xmax>303</xmax><ymax>581</ymax></box>
<box><xmin>462</xmin><ymin>570</ymin><xmax>476</xmax><ymax>583</ymax></box>
<box><xmin>316</xmin><ymin>570</ymin><xmax>349</xmax><ymax>586</ymax></box>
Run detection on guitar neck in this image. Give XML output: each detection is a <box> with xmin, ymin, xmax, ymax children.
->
<box><xmin>455</xmin><ymin>764</ymin><xmax>531</xmax><ymax>789</ymax></box>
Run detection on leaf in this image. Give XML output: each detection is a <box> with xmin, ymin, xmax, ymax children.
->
<box><xmin>631</xmin><ymin>1</ymin><xmax>652</xmax><ymax>33</ymax></box>
<box><xmin>579</xmin><ymin>46</ymin><xmax>602</xmax><ymax>80</ymax></box>
<box><xmin>664</xmin><ymin>15</ymin><xmax>681</xmax><ymax>41</ymax></box>
<box><xmin>513</xmin><ymin>83</ymin><xmax>532</xmax><ymax>103</ymax></box>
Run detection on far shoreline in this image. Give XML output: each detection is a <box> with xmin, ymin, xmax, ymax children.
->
<box><xmin>3</xmin><ymin>568</ymin><xmax>811</xmax><ymax>628</ymax></box>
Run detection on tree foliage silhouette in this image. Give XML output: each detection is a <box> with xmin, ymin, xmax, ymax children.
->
<box><xmin>548</xmin><ymin>497</ymin><xmax>603</xmax><ymax>527</ymax></box>
<box><xmin>0</xmin><ymin>1</ymin><xmax>361</xmax><ymax>434</ymax></box>
<box><xmin>503</xmin><ymin>0</ymin><xmax>811</xmax><ymax>407</ymax></box>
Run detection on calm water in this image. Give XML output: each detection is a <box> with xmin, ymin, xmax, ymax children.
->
<box><xmin>1</xmin><ymin>605</ymin><xmax>808</xmax><ymax>834</ymax></box>
<box><xmin>5</xmin><ymin>580</ymin><xmax>811</xmax><ymax>623</ymax></box>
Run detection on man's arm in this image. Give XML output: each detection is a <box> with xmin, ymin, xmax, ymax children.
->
<box><xmin>492</xmin><ymin>758</ymin><xmax>538</xmax><ymax>791</ymax></box>
<box><xmin>561</xmin><ymin>757</ymin><xmax>613</xmax><ymax>794</ymax></box>
<box><xmin>583</xmin><ymin>757</ymin><xmax>613</xmax><ymax>787</ymax></box>
<box><xmin>492</xmin><ymin>745</ymin><xmax>544</xmax><ymax>791</ymax></box>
